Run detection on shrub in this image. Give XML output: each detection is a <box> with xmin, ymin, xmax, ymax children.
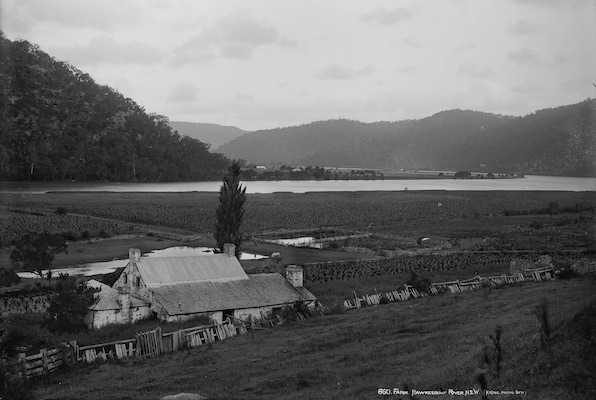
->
<box><xmin>55</xmin><ymin>206</ymin><xmax>67</xmax><ymax>215</ymax></box>
<box><xmin>406</xmin><ymin>271</ymin><xmax>431</xmax><ymax>294</ymax></box>
<box><xmin>557</xmin><ymin>268</ymin><xmax>580</xmax><ymax>280</ymax></box>
<box><xmin>0</xmin><ymin>268</ymin><xmax>21</xmax><ymax>288</ymax></box>
<box><xmin>45</xmin><ymin>274</ymin><xmax>99</xmax><ymax>333</ymax></box>
<box><xmin>323</xmin><ymin>302</ymin><xmax>346</xmax><ymax>315</ymax></box>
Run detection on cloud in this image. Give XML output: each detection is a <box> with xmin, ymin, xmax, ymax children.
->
<box><xmin>172</xmin><ymin>15</ymin><xmax>295</xmax><ymax>65</ymax></box>
<box><xmin>361</xmin><ymin>7</ymin><xmax>414</xmax><ymax>25</ymax></box>
<box><xmin>509</xmin><ymin>19</ymin><xmax>539</xmax><ymax>35</ymax></box>
<box><xmin>510</xmin><ymin>80</ymin><xmax>542</xmax><ymax>93</ymax></box>
<box><xmin>457</xmin><ymin>63</ymin><xmax>495</xmax><ymax>78</ymax></box>
<box><xmin>168</xmin><ymin>83</ymin><xmax>200</xmax><ymax>103</ymax></box>
<box><xmin>508</xmin><ymin>48</ymin><xmax>540</xmax><ymax>66</ymax></box>
<box><xmin>513</xmin><ymin>0</ymin><xmax>584</xmax><ymax>8</ymax></box>
<box><xmin>49</xmin><ymin>35</ymin><xmax>162</xmax><ymax>66</ymax></box>
<box><xmin>398</xmin><ymin>65</ymin><xmax>418</xmax><ymax>74</ymax></box>
<box><xmin>2</xmin><ymin>0</ymin><xmax>145</xmax><ymax>33</ymax></box>
<box><xmin>315</xmin><ymin>64</ymin><xmax>375</xmax><ymax>80</ymax></box>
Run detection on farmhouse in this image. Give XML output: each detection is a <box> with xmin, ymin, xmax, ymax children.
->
<box><xmin>108</xmin><ymin>244</ymin><xmax>316</xmax><ymax>324</ymax></box>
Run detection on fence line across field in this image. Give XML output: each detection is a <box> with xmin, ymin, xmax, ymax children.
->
<box><xmin>343</xmin><ymin>266</ymin><xmax>555</xmax><ymax>309</ymax></box>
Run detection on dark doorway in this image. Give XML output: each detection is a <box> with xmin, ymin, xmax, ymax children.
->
<box><xmin>222</xmin><ymin>309</ymin><xmax>235</xmax><ymax>322</ymax></box>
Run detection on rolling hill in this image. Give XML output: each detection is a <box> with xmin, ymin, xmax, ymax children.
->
<box><xmin>216</xmin><ymin>100</ymin><xmax>596</xmax><ymax>176</ymax></box>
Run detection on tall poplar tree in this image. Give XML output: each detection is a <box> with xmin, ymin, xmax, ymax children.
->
<box><xmin>214</xmin><ymin>161</ymin><xmax>246</xmax><ymax>257</ymax></box>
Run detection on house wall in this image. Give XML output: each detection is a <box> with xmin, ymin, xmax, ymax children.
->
<box><xmin>86</xmin><ymin>305</ymin><xmax>152</xmax><ymax>329</ymax></box>
<box><xmin>113</xmin><ymin>261</ymin><xmax>154</xmax><ymax>303</ymax></box>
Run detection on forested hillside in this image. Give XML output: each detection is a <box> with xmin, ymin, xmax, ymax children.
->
<box><xmin>168</xmin><ymin>121</ymin><xmax>245</xmax><ymax>149</ymax></box>
<box><xmin>0</xmin><ymin>34</ymin><xmax>229</xmax><ymax>182</ymax></box>
<box><xmin>217</xmin><ymin>101</ymin><xmax>596</xmax><ymax>176</ymax></box>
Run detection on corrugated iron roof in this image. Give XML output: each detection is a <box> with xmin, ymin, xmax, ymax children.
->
<box><xmin>136</xmin><ymin>255</ymin><xmax>248</xmax><ymax>287</ymax></box>
<box><xmin>87</xmin><ymin>279</ymin><xmax>149</xmax><ymax>311</ymax></box>
<box><xmin>151</xmin><ymin>273</ymin><xmax>316</xmax><ymax>315</ymax></box>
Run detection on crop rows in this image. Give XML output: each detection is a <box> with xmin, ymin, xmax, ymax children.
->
<box><xmin>0</xmin><ymin>214</ymin><xmax>134</xmax><ymax>245</ymax></box>
<box><xmin>1</xmin><ymin>191</ymin><xmax>593</xmax><ymax>245</ymax></box>
<box><xmin>70</xmin><ymin>192</ymin><xmax>595</xmax><ymax>231</ymax></box>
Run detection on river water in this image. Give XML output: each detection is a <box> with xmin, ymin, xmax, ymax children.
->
<box><xmin>1</xmin><ymin>175</ymin><xmax>594</xmax><ymax>194</ymax></box>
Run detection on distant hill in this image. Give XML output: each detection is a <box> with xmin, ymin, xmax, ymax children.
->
<box><xmin>168</xmin><ymin>121</ymin><xmax>245</xmax><ymax>149</ymax></box>
<box><xmin>216</xmin><ymin>100</ymin><xmax>596</xmax><ymax>176</ymax></box>
<box><xmin>0</xmin><ymin>34</ymin><xmax>229</xmax><ymax>182</ymax></box>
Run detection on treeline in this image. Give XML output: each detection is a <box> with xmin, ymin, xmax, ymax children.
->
<box><xmin>0</xmin><ymin>34</ymin><xmax>229</xmax><ymax>182</ymax></box>
<box><xmin>239</xmin><ymin>165</ymin><xmax>383</xmax><ymax>181</ymax></box>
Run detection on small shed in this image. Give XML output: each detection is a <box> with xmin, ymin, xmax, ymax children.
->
<box><xmin>85</xmin><ymin>279</ymin><xmax>151</xmax><ymax>329</ymax></box>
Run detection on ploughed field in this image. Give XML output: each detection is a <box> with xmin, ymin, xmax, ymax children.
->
<box><xmin>1</xmin><ymin>190</ymin><xmax>594</xmax><ymax>251</ymax></box>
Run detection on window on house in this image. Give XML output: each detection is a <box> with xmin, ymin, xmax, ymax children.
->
<box><xmin>123</xmin><ymin>274</ymin><xmax>127</xmax><ymax>284</ymax></box>
<box><xmin>135</xmin><ymin>276</ymin><xmax>141</xmax><ymax>287</ymax></box>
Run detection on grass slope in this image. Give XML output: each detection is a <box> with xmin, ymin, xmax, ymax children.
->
<box><xmin>33</xmin><ymin>277</ymin><xmax>596</xmax><ymax>400</ymax></box>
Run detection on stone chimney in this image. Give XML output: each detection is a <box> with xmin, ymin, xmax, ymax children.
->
<box><xmin>223</xmin><ymin>243</ymin><xmax>236</xmax><ymax>257</ymax></box>
<box><xmin>117</xmin><ymin>286</ymin><xmax>132</xmax><ymax>324</ymax></box>
<box><xmin>129</xmin><ymin>248</ymin><xmax>141</xmax><ymax>262</ymax></box>
<box><xmin>285</xmin><ymin>265</ymin><xmax>303</xmax><ymax>288</ymax></box>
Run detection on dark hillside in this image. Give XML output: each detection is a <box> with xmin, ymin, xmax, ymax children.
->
<box><xmin>473</xmin><ymin>99</ymin><xmax>596</xmax><ymax>176</ymax></box>
<box><xmin>0</xmin><ymin>34</ymin><xmax>229</xmax><ymax>182</ymax></box>
<box><xmin>216</xmin><ymin>102</ymin><xmax>596</xmax><ymax>176</ymax></box>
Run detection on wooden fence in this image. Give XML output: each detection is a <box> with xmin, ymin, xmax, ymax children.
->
<box><xmin>343</xmin><ymin>267</ymin><xmax>553</xmax><ymax>309</ymax></box>
<box><xmin>16</xmin><ymin>319</ymin><xmax>246</xmax><ymax>379</ymax></box>
<box><xmin>16</xmin><ymin>343</ymin><xmax>76</xmax><ymax>379</ymax></box>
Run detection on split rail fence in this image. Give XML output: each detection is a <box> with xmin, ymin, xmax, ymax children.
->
<box><xmin>343</xmin><ymin>266</ymin><xmax>555</xmax><ymax>309</ymax></box>
<box><xmin>16</xmin><ymin>319</ymin><xmax>246</xmax><ymax>379</ymax></box>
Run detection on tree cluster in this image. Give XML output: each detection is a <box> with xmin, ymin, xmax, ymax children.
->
<box><xmin>0</xmin><ymin>34</ymin><xmax>229</xmax><ymax>182</ymax></box>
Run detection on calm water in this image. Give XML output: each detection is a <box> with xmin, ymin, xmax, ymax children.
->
<box><xmin>1</xmin><ymin>175</ymin><xmax>595</xmax><ymax>194</ymax></box>
<box><xmin>16</xmin><ymin>246</ymin><xmax>268</xmax><ymax>279</ymax></box>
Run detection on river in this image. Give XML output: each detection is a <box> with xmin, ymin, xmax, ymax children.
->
<box><xmin>0</xmin><ymin>175</ymin><xmax>594</xmax><ymax>194</ymax></box>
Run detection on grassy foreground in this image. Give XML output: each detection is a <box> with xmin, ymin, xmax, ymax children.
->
<box><xmin>33</xmin><ymin>276</ymin><xmax>596</xmax><ymax>400</ymax></box>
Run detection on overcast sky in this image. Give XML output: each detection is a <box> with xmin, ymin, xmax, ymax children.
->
<box><xmin>2</xmin><ymin>0</ymin><xmax>595</xmax><ymax>131</ymax></box>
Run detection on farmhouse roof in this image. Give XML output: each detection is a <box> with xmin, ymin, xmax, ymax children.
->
<box><xmin>86</xmin><ymin>279</ymin><xmax>149</xmax><ymax>311</ymax></box>
<box><xmin>151</xmin><ymin>273</ymin><xmax>316</xmax><ymax>315</ymax></box>
<box><xmin>135</xmin><ymin>255</ymin><xmax>248</xmax><ymax>288</ymax></box>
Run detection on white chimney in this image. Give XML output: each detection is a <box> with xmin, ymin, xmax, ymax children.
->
<box><xmin>129</xmin><ymin>248</ymin><xmax>141</xmax><ymax>262</ymax></box>
<box><xmin>286</xmin><ymin>265</ymin><xmax>303</xmax><ymax>288</ymax></box>
<box><xmin>118</xmin><ymin>287</ymin><xmax>132</xmax><ymax>323</ymax></box>
<box><xmin>223</xmin><ymin>243</ymin><xmax>236</xmax><ymax>257</ymax></box>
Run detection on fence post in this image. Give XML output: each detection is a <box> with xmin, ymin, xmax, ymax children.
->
<box><xmin>69</xmin><ymin>340</ymin><xmax>78</xmax><ymax>363</ymax></box>
<box><xmin>41</xmin><ymin>348</ymin><xmax>48</xmax><ymax>374</ymax></box>
<box><xmin>17</xmin><ymin>353</ymin><xmax>27</xmax><ymax>378</ymax></box>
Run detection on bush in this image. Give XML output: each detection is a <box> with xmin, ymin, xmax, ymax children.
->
<box><xmin>0</xmin><ymin>268</ymin><xmax>21</xmax><ymax>288</ymax></box>
<box><xmin>55</xmin><ymin>206</ymin><xmax>67</xmax><ymax>215</ymax></box>
<box><xmin>323</xmin><ymin>302</ymin><xmax>346</xmax><ymax>315</ymax></box>
<box><xmin>557</xmin><ymin>268</ymin><xmax>580</xmax><ymax>280</ymax></box>
<box><xmin>406</xmin><ymin>271</ymin><xmax>432</xmax><ymax>294</ymax></box>
<box><xmin>45</xmin><ymin>274</ymin><xmax>99</xmax><ymax>333</ymax></box>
